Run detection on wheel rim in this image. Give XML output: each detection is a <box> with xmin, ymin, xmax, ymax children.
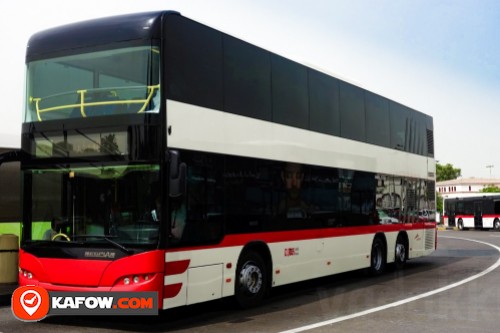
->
<box><xmin>239</xmin><ymin>261</ymin><xmax>263</xmax><ymax>295</ymax></box>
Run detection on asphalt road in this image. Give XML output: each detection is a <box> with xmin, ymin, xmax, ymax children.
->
<box><xmin>1</xmin><ymin>230</ymin><xmax>499</xmax><ymax>333</ymax></box>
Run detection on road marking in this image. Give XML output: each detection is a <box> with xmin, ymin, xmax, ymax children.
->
<box><xmin>278</xmin><ymin>236</ymin><xmax>500</xmax><ymax>333</ymax></box>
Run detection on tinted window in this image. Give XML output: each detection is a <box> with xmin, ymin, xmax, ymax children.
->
<box><xmin>309</xmin><ymin>70</ymin><xmax>340</xmax><ymax>136</ymax></box>
<box><xmin>337</xmin><ymin>169</ymin><xmax>375</xmax><ymax>226</ymax></box>
<box><xmin>412</xmin><ymin>112</ymin><xmax>427</xmax><ymax>156</ymax></box>
<box><xmin>164</xmin><ymin>15</ymin><xmax>432</xmax><ymax>158</ymax></box>
<box><xmin>171</xmin><ymin>150</ymin><xmax>440</xmax><ymax>235</ymax></box>
<box><xmin>365</xmin><ymin>92</ymin><xmax>390</xmax><ymax>147</ymax></box>
<box><xmin>339</xmin><ymin>81</ymin><xmax>365</xmax><ymax>141</ymax></box>
<box><xmin>26</xmin><ymin>46</ymin><xmax>160</xmax><ymax>122</ymax></box>
<box><xmin>271</xmin><ymin>55</ymin><xmax>309</xmax><ymax>129</ymax></box>
<box><xmin>224</xmin><ymin>157</ymin><xmax>276</xmax><ymax>233</ymax></box>
<box><xmin>389</xmin><ymin>102</ymin><xmax>408</xmax><ymax>150</ymax></box>
<box><xmin>176</xmin><ymin>152</ymin><xmax>224</xmax><ymax>245</ymax></box>
<box><xmin>165</xmin><ymin>16</ymin><xmax>223</xmax><ymax>110</ymax></box>
<box><xmin>406</xmin><ymin>113</ymin><xmax>418</xmax><ymax>154</ymax></box>
<box><xmin>223</xmin><ymin>36</ymin><xmax>272</xmax><ymax>120</ymax></box>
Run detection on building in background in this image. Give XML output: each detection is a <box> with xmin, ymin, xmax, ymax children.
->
<box><xmin>437</xmin><ymin>178</ymin><xmax>500</xmax><ymax>198</ymax></box>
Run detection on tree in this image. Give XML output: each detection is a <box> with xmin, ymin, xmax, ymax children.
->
<box><xmin>436</xmin><ymin>193</ymin><xmax>443</xmax><ymax>215</ymax></box>
<box><xmin>436</xmin><ymin>163</ymin><xmax>461</xmax><ymax>182</ymax></box>
<box><xmin>481</xmin><ymin>185</ymin><xmax>500</xmax><ymax>193</ymax></box>
<box><xmin>435</xmin><ymin>163</ymin><xmax>461</xmax><ymax>222</ymax></box>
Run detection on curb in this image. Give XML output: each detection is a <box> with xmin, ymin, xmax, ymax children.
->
<box><xmin>437</xmin><ymin>225</ymin><xmax>458</xmax><ymax>231</ymax></box>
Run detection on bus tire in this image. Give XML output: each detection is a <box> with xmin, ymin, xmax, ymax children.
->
<box><xmin>235</xmin><ymin>251</ymin><xmax>268</xmax><ymax>308</ymax></box>
<box><xmin>394</xmin><ymin>233</ymin><xmax>408</xmax><ymax>270</ymax></box>
<box><xmin>458</xmin><ymin>218</ymin><xmax>464</xmax><ymax>231</ymax></box>
<box><xmin>494</xmin><ymin>218</ymin><xmax>500</xmax><ymax>231</ymax></box>
<box><xmin>369</xmin><ymin>236</ymin><xmax>386</xmax><ymax>275</ymax></box>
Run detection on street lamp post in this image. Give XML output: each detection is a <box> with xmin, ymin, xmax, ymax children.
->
<box><xmin>486</xmin><ymin>165</ymin><xmax>494</xmax><ymax>177</ymax></box>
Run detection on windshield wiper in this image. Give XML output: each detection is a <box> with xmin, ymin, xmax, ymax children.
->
<box><xmin>72</xmin><ymin>235</ymin><xmax>134</xmax><ymax>255</ymax></box>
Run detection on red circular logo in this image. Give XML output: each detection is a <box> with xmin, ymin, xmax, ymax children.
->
<box><xmin>11</xmin><ymin>286</ymin><xmax>50</xmax><ymax>321</ymax></box>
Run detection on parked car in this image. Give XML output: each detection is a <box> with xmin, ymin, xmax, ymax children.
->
<box><xmin>377</xmin><ymin>209</ymin><xmax>399</xmax><ymax>224</ymax></box>
<box><xmin>418</xmin><ymin>209</ymin><xmax>436</xmax><ymax>221</ymax></box>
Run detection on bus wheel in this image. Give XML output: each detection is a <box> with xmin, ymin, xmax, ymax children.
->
<box><xmin>394</xmin><ymin>234</ymin><xmax>407</xmax><ymax>269</ymax></box>
<box><xmin>369</xmin><ymin>237</ymin><xmax>386</xmax><ymax>275</ymax></box>
<box><xmin>458</xmin><ymin>218</ymin><xmax>464</xmax><ymax>231</ymax></box>
<box><xmin>494</xmin><ymin>219</ymin><xmax>500</xmax><ymax>231</ymax></box>
<box><xmin>235</xmin><ymin>251</ymin><xmax>267</xmax><ymax>308</ymax></box>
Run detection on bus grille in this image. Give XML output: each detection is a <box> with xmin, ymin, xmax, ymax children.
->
<box><xmin>425</xmin><ymin>228</ymin><xmax>435</xmax><ymax>250</ymax></box>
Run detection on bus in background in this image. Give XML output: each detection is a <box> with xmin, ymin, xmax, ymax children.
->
<box><xmin>0</xmin><ymin>145</ymin><xmax>21</xmax><ymax>238</ymax></box>
<box><xmin>444</xmin><ymin>194</ymin><xmax>500</xmax><ymax>231</ymax></box>
<box><xmin>5</xmin><ymin>11</ymin><xmax>436</xmax><ymax>310</ymax></box>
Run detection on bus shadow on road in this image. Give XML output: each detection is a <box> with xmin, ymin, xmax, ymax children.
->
<box><xmin>39</xmin><ymin>235</ymin><xmax>500</xmax><ymax>332</ymax></box>
<box><xmin>37</xmin><ymin>257</ymin><xmax>455</xmax><ymax>332</ymax></box>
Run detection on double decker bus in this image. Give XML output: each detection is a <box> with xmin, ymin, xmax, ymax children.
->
<box><xmin>2</xmin><ymin>11</ymin><xmax>436</xmax><ymax>309</ymax></box>
<box><xmin>444</xmin><ymin>194</ymin><xmax>500</xmax><ymax>231</ymax></box>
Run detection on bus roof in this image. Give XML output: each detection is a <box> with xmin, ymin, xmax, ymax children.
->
<box><xmin>26</xmin><ymin>11</ymin><xmax>179</xmax><ymax>61</ymax></box>
<box><xmin>443</xmin><ymin>192</ymin><xmax>500</xmax><ymax>200</ymax></box>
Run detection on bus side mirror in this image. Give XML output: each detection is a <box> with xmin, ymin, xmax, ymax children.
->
<box><xmin>168</xmin><ymin>150</ymin><xmax>186</xmax><ymax>198</ymax></box>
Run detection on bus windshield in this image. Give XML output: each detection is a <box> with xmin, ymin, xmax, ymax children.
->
<box><xmin>28</xmin><ymin>163</ymin><xmax>160</xmax><ymax>248</ymax></box>
<box><xmin>25</xmin><ymin>45</ymin><xmax>160</xmax><ymax>122</ymax></box>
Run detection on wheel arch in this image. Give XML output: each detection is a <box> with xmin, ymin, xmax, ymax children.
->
<box><xmin>396</xmin><ymin>230</ymin><xmax>409</xmax><ymax>260</ymax></box>
<box><xmin>238</xmin><ymin>241</ymin><xmax>273</xmax><ymax>288</ymax></box>
<box><xmin>369</xmin><ymin>232</ymin><xmax>388</xmax><ymax>275</ymax></box>
<box><xmin>373</xmin><ymin>232</ymin><xmax>388</xmax><ymax>254</ymax></box>
<box><xmin>493</xmin><ymin>218</ymin><xmax>500</xmax><ymax>231</ymax></box>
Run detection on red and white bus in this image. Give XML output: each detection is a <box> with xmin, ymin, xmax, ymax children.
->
<box><xmin>4</xmin><ymin>11</ymin><xmax>436</xmax><ymax>309</ymax></box>
<box><xmin>444</xmin><ymin>194</ymin><xmax>500</xmax><ymax>231</ymax></box>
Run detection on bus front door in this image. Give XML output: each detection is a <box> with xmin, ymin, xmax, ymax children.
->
<box><xmin>447</xmin><ymin>203</ymin><xmax>456</xmax><ymax>227</ymax></box>
<box><xmin>474</xmin><ymin>202</ymin><xmax>483</xmax><ymax>229</ymax></box>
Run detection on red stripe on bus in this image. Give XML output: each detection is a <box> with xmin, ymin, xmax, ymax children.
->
<box><xmin>164</xmin><ymin>283</ymin><xmax>183</xmax><ymax>298</ymax></box>
<box><xmin>445</xmin><ymin>214</ymin><xmax>500</xmax><ymax>219</ymax></box>
<box><xmin>165</xmin><ymin>259</ymin><xmax>191</xmax><ymax>275</ymax></box>
<box><xmin>166</xmin><ymin>222</ymin><xmax>436</xmax><ymax>253</ymax></box>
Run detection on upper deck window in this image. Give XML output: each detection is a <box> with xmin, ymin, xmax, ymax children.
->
<box><xmin>25</xmin><ymin>46</ymin><xmax>160</xmax><ymax>122</ymax></box>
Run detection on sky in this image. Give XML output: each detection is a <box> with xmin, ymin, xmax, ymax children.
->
<box><xmin>0</xmin><ymin>0</ymin><xmax>499</xmax><ymax>178</ymax></box>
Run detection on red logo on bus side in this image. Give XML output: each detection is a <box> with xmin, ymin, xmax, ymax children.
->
<box><xmin>284</xmin><ymin>247</ymin><xmax>299</xmax><ymax>257</ymax></box>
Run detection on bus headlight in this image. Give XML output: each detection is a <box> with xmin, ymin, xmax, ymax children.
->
<box><xmin>19</xmin><ymin>268</ymin><xmax>34</xmax><ymax>280</ymax></box>
<box><xmin>121</xmin><ymin>274</ymin><xmax>151</xmax><ymax>286</ymax></box>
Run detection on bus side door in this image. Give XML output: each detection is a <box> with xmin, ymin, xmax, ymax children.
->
<box><xmin>474</xmin><ymin>201</ymin><xmax>483</xmax><ymax>229</ymax></box>
<box><xmin>447</xmin><ymin>202</ymin><xmax>456</xmax><ymax>227</ymax></box>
